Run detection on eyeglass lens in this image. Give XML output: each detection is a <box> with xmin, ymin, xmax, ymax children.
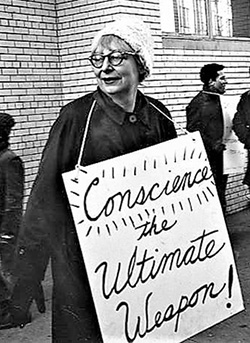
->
<box><xmin>90</xmin><ymin>52</ymin><xmax>130</xmax><ymax>68</ymax></box>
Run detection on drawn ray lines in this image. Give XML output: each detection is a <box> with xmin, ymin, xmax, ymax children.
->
<box><xmin>69</xmin><ymin>189</ymin><xmax>80</xmax><ymax>209</ymax></box>
<box><xmin>129</xmin><ymin>216</ymin><xmax>135</xmax><ymax>227</ymax></box>
<box><xmin>86</xmin><ymin>222</ymin><xmax>119</xmax><ymax>237</ymax></box>
<box><xmin>179</xmin><ymin>201</ymin><xmax>183</xmax><ymax>210</ymax></box>
<box><xmin>80</xmin><ymin>169</ymin><xmax>87</xmax><ymax>174</ymax></box>
<box><xmin>106</xmin><ymin>224</ymin><xmax>111</xmax><ymax>235</ymax></box>
<box><xmin>188</xmin><ymin>197</ymin><xmax>193</xmax><ymax>211</ymax></box>
<box><xmin>190</xmin><ymin>148</ymin><xmax>195</xmax><ymax>159</ymax></box>
<box><xmin>137</xmin><ymin>213</ymin><xmax>143</xmax><ymax>221</ymax></box>
<box><xmin>113</xmin><ymin>220</ymin><xmax>118</xmax><ymax>230</ymax></box>
<box><xmin>183</xmin><ymin>147</ymin><xmax>186</xmax><ymax>160</ymax></box>
<box><xmin>70</xmin><ymin>203</ymin><xmax>79</xmax><ymax>208</ymax></box>
<box><xmin>206</xmin><ymin>186</ymin><xmax>215</xmax><ymax>197</ymax></box>
<box><xmin>197</xmin><ymin>193</ymin><xmax>202</xmax><ymax>205</ymax></box>
<box><xmin>202</xmin><ymin>190</ymin><xmax>209</xmax><ymax>202</ymax></box>
<box><xmin>172</xmin><ymin>203</ymin><xmax>175</xmax><ymax>214</ymax></box>
<box><xmin>86</xmin><ymin>226</ymin><xmax>92</xmax><ymax>237</ymax></box>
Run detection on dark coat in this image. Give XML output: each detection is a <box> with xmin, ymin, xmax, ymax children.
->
<box><xmin>0</xmin><ymin>148</ymin><xmax>24</xmax><ymax>238</ymax></box>
<box><xmin>186</xmin><ymin>90</ymin><xmax>227</xmax><ymax>210</ymax></box>
<box><xmin>0</xmin><ymin>147</ymin><xmax>24</xmax><ymax>301</ymax></box>
<box><xmin>232</xmin><ymin>90</ymin><xmax>250</xmax><ymax>185</ymax></box>
<box><xmin>14</xmin><ymin>88</ymin><xmax>177</xmax><ymax>342</ymax></box>
<box><xmin>186</xmin><ymin>91</ymin><xmax>224</xmax><ymax>153</ymax></box>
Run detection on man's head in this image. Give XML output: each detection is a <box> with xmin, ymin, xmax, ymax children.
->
<box><xmin>0</xmin><ymin>112</ymin><xmax>15</xmax><ymax>142</ymax></box>
<box><xmin>200</xmin><ymin>63</ymin><xmax>227</xmax><ymax>94</ymax></box>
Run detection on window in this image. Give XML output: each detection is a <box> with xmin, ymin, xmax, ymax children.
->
<box><xmin>160</xmin><ymin>0</ymin><xmax>237</xmax><ymax>38</ymax></box>
<box><xmin>210</xmin><ymin>0</ymin><xmax>232</xmax><ymax>36</ymax></box>
<box><xmin>177</xmin><ymin>0</ymin><xmax>208</xmax><ymax>35</ymax></box>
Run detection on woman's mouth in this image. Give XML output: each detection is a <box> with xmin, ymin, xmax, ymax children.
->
<box><xmin>102</xmin><ymin>77</ymin><xmax>119</xmax><ymax>84</ymax></box>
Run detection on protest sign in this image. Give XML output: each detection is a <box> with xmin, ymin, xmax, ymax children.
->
<box><xmin>63</xmin><ymin>131</ymin><xmax>244</xmax><ymax>343</ymax></box>
<box><xmin>221</xmin><ymin>95</ymin><xmax>246</xmax><ymax>174</ymax></box>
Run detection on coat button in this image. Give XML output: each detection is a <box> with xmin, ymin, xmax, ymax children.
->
<box><xmin>129</xmin><ymin>114</ymin><xmax>137</xmax><ymax>123</ymax></box>
<box><xmin>19</xmin><ymin>248</ymin><xmax>25</xmax><ymax>255</ymax></box>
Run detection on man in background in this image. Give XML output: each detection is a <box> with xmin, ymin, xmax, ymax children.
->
<box><xmin>0</xmin><ymin>113</ymin><xmax>24</xmax><ymax>325</ymax></box>
<box><xmin>232</xmin><ymin>89</ymin><xmax>250</xmax><ymax>199</ymax></box>
<box><xmin>186</xmin><ymin>63</ymin><xmax>228</xmax><ymax>213</ymax></box>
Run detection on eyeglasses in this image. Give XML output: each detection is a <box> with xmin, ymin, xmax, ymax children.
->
<box><xmin>88</xmin><ymin>51</ymin><xmax>137</xmax><ymax>68</ymax></box>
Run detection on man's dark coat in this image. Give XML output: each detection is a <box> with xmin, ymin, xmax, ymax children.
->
<box><xmin>0</xmin><ymin>147</ymin><xmax>23</xmax><ymax>302</ymax></box>
<box><xmin>233</xmin><ymin>90</ymin><xmax>250</xmax><ymax>185</ymax></box>
<box><xmin>186</xmin><ymin>90</ymin><xmax>227</xmax><ymax>210</ymax></box>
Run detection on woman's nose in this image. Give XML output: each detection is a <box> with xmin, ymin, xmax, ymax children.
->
<box><xmin>101</xmin><ymin>56</ymin><xmax>113</xmax><ymax>71</ymax></box>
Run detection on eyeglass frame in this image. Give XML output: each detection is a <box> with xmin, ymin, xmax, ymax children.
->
<box><xmin>88</xmin><ymin>50</ymin><xmax>138</xmax><ymax>68</ymax></box>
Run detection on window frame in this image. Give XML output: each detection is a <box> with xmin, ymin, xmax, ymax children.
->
<box><xmin>160</xmin><ymin>0</ymin><xmax>236</xmax><ymax>40</ymax></box>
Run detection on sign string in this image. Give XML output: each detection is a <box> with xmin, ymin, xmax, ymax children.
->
<box><xmin>74</xmin><ymin>99</ymin><xmax>193</xmax><ymax>180</ymax></box>
<box><xmin>75</xmin><ymin>99</ymin><xmax>97</xmax><ymax>180</ymax></box>
<box><xmin>149</xmin><ymin>102</ymin><xmax>190</xmax><ymax>136</ymax></box>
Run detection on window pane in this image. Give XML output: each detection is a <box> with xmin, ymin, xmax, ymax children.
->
<box><xmin>178</xmin><ymin>0</ymin><xmax>208</xmax><ymax>35</ymax></box>
<box><xmin>159</xmin><ymin>0</ymin><xmax>176</xmax><ymax>33</ymax></box>
<box><xmin>160</xmin><ymin>0</ymin><xmax>237</xmax><ymax>38</ymax></box>
<box><xmin>160</xmin><ymin>0</ymin><xmax>208</xmax><ymax>35</ymax></box>
<box><xmin>211</xmin><ymin>0</ymin><xmax>233</xmax><ymax>37</ymax></box>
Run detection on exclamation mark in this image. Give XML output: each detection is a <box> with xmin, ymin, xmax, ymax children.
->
<box><xmin>226</xmin><ymin>264</ymin><xmax>233</xmax><ymax>309</ymax></box>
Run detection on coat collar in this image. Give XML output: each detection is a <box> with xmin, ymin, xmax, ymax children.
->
<box><xmin>93</xmin><ymin>87</ymin><xmax>150</xmax><ymax>127</ymax></box>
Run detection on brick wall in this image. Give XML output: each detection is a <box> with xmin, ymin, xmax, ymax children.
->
<box><xmin>1</xmin><ymin>0</ymin><xmax>250</xmax><ymax>214</ymax></box>
<box><xmin>231</xmin><ymin>0</ymin><xmax>250</xmax><ymax>37</ymax></box>
<box><xmin>0</xmin><ymin>0</ymin><xmax>63</xmax><ymax>202</ymax></box>
<box><xmin>56</xmin><ymin>0</ymin><xmax>161</xmax><ymax>102</ymax></box>
<box><xmin>155</xmin><ymin>43</ymin><xmax>250</xmax><ymax>213</ymax></box>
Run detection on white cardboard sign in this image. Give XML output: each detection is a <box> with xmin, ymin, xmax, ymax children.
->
<box><xmin>63</xmin><ymin>132</ymin><xmax>244</xmax><ymax>343</ymax></box>
<box><xmin>221</xmin><ymin>95</ymin><xmax>246</xmax><ymax>174</ymax></box>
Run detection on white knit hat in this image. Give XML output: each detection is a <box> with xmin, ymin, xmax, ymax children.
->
<box><xmin>91</xmin><ymin>16</ymin><xmax>154</xmax><ymax>79</ymax></box>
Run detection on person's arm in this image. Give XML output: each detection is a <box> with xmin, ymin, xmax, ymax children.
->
<box><xmin>232</xmin><ymin>94</ymin><xmax>250</xmax><ymax>149</ymax></box>
<box><xmin>186</xmin><ymin>96</ymin><xmax>224</xmax><ymax>152</ymax></box>
<box><xmin>15</xmin><ymin>114</ymin><xmax>77</xmax><ymax>274</ymax></box>
<box><xmin>0</xmin><ymin>156</ymin><xmax>24</xmax><ymax>238</ymax></box>
<box><xmin>186</xmin><ymin>101</ymin><xmax>212</xmax><ymax>147</ymax></box>
<box><xmin>10</xmin><ymin>106</ymin><xmax>81</xmax><ymax>326</ymax></box>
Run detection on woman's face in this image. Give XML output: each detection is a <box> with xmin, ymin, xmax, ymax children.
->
<box><xmin>91</xmin><ymin>39</ymin><xmax>140</xmax><ymax>99</ymax></box>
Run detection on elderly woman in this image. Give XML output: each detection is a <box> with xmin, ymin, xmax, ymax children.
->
<box><xmin>6</xmin><ymin>17</ymin><xmax>177</xmax><ymax>342</ymax></box>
